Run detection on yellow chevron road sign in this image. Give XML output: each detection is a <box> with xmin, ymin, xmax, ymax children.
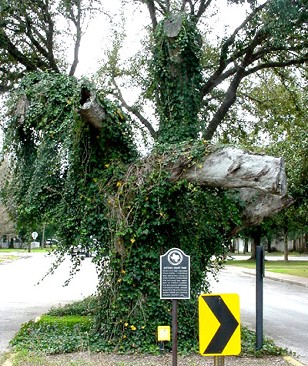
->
<box><xmin>199</xmin><ymin>293</ymin><xmax>241</xmax><ymax>356</ymax></box>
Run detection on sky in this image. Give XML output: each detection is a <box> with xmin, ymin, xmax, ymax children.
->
<box><xmin>75</xmin><ymin>1</ymin><xmax>148</xmax><ymax>77</ymax></box>
<box><xmin>75</xmin><ymin>0</ymin><xmax>251</xmax><ymax>78</ymax></box>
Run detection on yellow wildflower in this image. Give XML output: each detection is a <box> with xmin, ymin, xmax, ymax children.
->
<box><xmin>130</xmin><ymin>238</ymin><xmax>136</xmax><ymax>244</ymax></box>
<box><xmin>124</xmin><ymin>322</ymin><xmax>128</xmax><ymax>327</ymax></box>
<box><xmin>130</xmin><ymin>325</ymin><xmax>136</xmax><ymax>331</ymax></box>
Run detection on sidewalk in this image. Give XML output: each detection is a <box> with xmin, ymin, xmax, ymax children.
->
<box><xmin>262</xmin><ymin>270</ymin><xmax>308</xmax><ymax>288</ymax></box>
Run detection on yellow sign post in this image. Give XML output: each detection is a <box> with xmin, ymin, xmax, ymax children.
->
<box><xmin>199</xmin><ymin>293</ymin><xmax>241</xmax><ymax>357</ymax></box>
<box><xmin>157</xmin><ymin>326</ymin><xmax>171</xmax><ymax>342</ymax></box>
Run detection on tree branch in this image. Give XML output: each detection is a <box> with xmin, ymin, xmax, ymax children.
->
<box><xmin>79</xmin><ymin>88</ymin><xmax>105</xmax><ymax>129</ymax></box>
<box><xmin>112</xmin><ymin>80</ymin><xmax>157</xmax><ymax>139</ymax></box>
<box><xmin>144</xmin><ymin>0</ymin><xmax>158</xmax><ymax>30</ymax></box>
<box><xmin>181</xmin><ymin>0</ymin><xmax>193</xmax><ymax>14</ymax></box>
<box><xmin>238</xmin><ymin>188</ymin><xmax>293</xmax><ymax>226</ymax></box>
<box><xmin>68</xmin><ymin>0</ymin><xmax>82</xmax><ymax>76</ymax></box>
<box><xmin>79</xmin><ymin>83</ymin><xmax>157</xmax><ymax>139</ymax></box>
<box><xmin>204</xmin><ymin>66</ymin><xmax>246</xmax><ymax>140</ymax></box>
<box><xmin>200</xmin><ymin>1</ymin><xmax>269</xmax><ymax>98</ymax></box>
<box><xmin>41</xmin><ymin>0</ymin><xmax>59</xmax><ymax>71</ymax></box>
<box><xmin>170</xmin><ymin>146</ymin><xmax>287</xmax><ymax>196</ymax></box>
<box><xmin>143</xmin><ymin>144</ymin><xmax>292</xmax><ymax>226</ymax></box>
<box><xmin>204</xmin><ymin>28</ymin><xmax>267</xmax><ymax>140</ymax></box>
<box><xmin>24</xmin><ymin>15</ymin><xmax>59</xmax><ymax>72</ymax></box>
<box><xmin>0</xmin><ymin>30</ymin><xmax>38</xmax><ymax>72</ymax></box>
<box><xmin>244</xmin><ymin>54</ymin><xmax>308</xmax><ymax>77</ymax></box>
<box><xmin>195</xmin><ymin>0</ymin><xmax>213</xmax><ymax>21</ymax></box>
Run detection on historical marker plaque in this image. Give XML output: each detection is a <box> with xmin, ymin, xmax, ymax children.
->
<box><xmin>160</xmin><ymin>248</ymin><xmax>190</xmax><ymax>299</ymax></box>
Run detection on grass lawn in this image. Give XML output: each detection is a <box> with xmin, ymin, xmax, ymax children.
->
<box><xmin>228</xmin><ymin>259</ymin><xmax>308</xmax><ymax>278</ymax></box>
<box><xmin>0</xmin><ymin>247</ymin><xmax>53</xmax><ymax>253</ymax></box>
<box><xmin>0</xmin><ymin>248</ymin><xmax>53</xmax><ymax>264</ymax></box>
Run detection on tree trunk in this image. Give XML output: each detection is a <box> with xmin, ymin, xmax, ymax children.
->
<box><xmin>250</xmin><ymin>226</ymin><xmax>261</xmax><ymax>260</ymax></box>
<box><xmin>41</xmin><ymin>223</ymin><xmax>46</xmax><ymax>248</ymax></box>
<box><xmin>293</xmin><ymin>238</ymin><xmax>297</xmax><ymax>252</ymax></box>
<box><xmin>244</xmin><ymin>238</ymin><xmax>249</xmax><ymax>254</ymax></box>
<box><xmin>283</xmin><ymin>229</ymin><xmax>289</xmax><ymax>262</ymax></box>
<box><xmin>267</xmin><ymin>235</ymin><xmax>272</xmax><ymax>253</ymax></box>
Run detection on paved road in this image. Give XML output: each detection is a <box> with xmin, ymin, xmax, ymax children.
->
<box><xmin>210</xmin><ymin>264</ymin><xmax>308</xmax><ymax>365</ymax></box>
<box><xmin>0</xmin><ymin>253</ymin><xmax>98</xmax><ymax>352</ymax></box>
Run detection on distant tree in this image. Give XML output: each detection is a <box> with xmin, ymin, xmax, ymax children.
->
<box><xmin>236</xmin><ymin>69</ymin><xmax>307</xmax><ymax>258</ymax></box>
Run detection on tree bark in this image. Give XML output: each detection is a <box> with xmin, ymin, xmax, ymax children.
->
<box><xmin>80</xmin><ymin>89</ymin><xmax>105</xmax><ymax>129</ymax></box>
<box><xmin>284</xmin><ymin>227</ymin><xmax>289</xmax><ymax>261</ymax></box>
<box><xmin>244</xmin><ymin>238</ymin><xmax>249</xmax><ymax>254</ymax></box>
<box><xmin>236</xmin><ymin>189</ymin><xmax>293</xmax><ymax>227</ymax></box>
<box><xmin>171</xmin><ymin>146</ymin><xmax>287</xmax><ymax>195</ymax></box>
<box><xmin>168</xmin><ymin>146</ymin><xmax>293</xmax><ymax>227</ymax></box>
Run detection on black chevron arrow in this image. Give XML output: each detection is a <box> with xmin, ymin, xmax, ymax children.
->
<box><xmin>201</xmin><ymin>295</ymin><xmax>239</xmax><ymax>354</ymax></box>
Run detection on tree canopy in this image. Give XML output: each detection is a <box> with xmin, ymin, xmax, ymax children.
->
<box><xmin>0</xmin><ymin>0</ymin><xmax>307</xmax><ymax>352</ymax></box>
<box><xmin>0</xmin><ymin>0</ymin><xmax>102</xmax><ymax>91</ymax></box>
<box><xmin>96</xmin><ymin>0</ymin><xmax>308</xmax><ymax>143</ymax></box>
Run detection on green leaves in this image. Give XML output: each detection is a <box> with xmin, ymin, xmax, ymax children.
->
<box><xmin>10</xmin><ymin>316</ymin><xmax>93</xmax><ymax>354</ymax></box>
<box><xmin>1</xmin><ymin>71</ymin><xmax>138</xmax><ymax>248</ymax></box>
<box><xmin>151</xmin><ymin>13</ymin><xmax>203</xmax><ymax>143</ymax></box>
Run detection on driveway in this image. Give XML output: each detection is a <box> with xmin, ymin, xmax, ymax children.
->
<box><xmin>0</xmin><ymin>252</ymin><xmax>98</xmax><ymax>352</ymax></box>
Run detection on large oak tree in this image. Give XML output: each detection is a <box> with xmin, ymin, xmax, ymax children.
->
<box><xmin>0</xmin><ymin>0</ymin><xmax>306</xmax><ymax>351</ymax></box>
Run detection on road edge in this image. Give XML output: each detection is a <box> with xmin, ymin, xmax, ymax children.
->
<box><xmin>284</xmin><ymin>356</ymin><xmax>306</xmax><ymax>366</ymax></box>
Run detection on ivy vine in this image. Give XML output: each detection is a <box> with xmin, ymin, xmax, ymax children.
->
<box><xmin>2</xmin><ymin>67</ymin><xmax>243</xmax><ymax>351</ymax></box>
<box><xmin>151</xmin><ymin>13</ymin><xmax>203</xmax><ymax>144</ymax></box>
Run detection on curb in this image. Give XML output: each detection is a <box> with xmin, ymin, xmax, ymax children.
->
<box><xmin>263</xmin><ymin>272</ymin><xmax>308</xmax><ymax>289</ymax></box>
<box><xmin>2</xmin><ymin>356</ymin><xmax>13</xmax><ymax>366</ymax></box>
<box><xmin>284</xmin><ymin>356</ymin><xmax>306</xmax><ymax>366</ymax></box>
<box><xmin>238</xmin><ymin>268</ymin><xmax>308</xmax><ymax>288</ymax></box>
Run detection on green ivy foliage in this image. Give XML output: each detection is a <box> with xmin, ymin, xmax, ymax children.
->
<box><xmin>2</xmin><ymin>71</ymin><xmax>138</xmax><ymax>247</ymax></box>
<box><xmin>10</xmin><ymin>316</ymin><xmax>93</xmax><ymax>354</ymax></box>
<box><xmin>90</xmin><ymin>141</ymin><xmax>243</xmax><ymax>351</ymax></box>
<box><xmin>151</xmin><ymin>14</ymin><xmax>203</xmax><ymax>143</ymax></box>
<box><xmin>10</xmin><ymin>304</ymin><xmax>288</xmax><ymax>357</ymax></box>
<box><xmin>2</xmin><ymin>70</ymin><xmax>244</xmax><ymax>352</ymax></box>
